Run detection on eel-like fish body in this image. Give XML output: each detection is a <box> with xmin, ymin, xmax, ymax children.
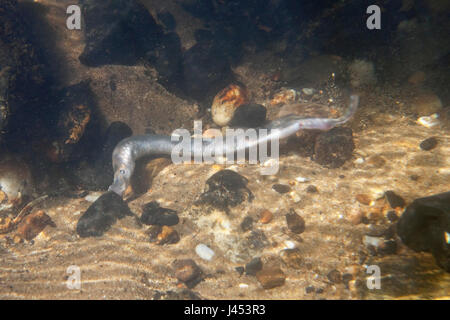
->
<box><xmin>109</xmin><ymin>95</ymin><xmax>359</xmax><ymax>196</ymax></box>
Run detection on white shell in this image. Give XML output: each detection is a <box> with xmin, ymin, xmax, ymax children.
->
<box><xmin>195</xmin><ymin>244</ymin><xmax>215</xmax><ymax>261</ymax></box>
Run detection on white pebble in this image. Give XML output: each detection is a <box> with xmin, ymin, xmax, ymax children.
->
<box><xmin>354</xmin><ymin>157</ymin><xmax>365</xmax><ymax>164</ymax></box>
<box><xmin>417</xmin><ymin>114</ymin><xmax>440</xmax><ymax>128</ymax></box>
<box><xmin>363</xmin><ymin>235</ymin><xmax>383</xmax><ymax>248</ymax></box>
<box><xmin>302</xmin><ymin>88</ymin><xmax>314</xmax><ymax>95</ymax></box>
<box><xmin>284</xmin><ymin>240</ymin><xmax>296</xmax><ymax>249</ymax></box>
<box><xmin>295</xmin><ymin>176</ymin><xmax>310</xmax><ymax>183</ymax></box>
<box><xmin>195</xmin><ymin>244</ymin><xmax>215</xmax><ymax>261</ymax></box>
<box><xmin>239</xmin><ymin>283</ymin><xmax>249</xmax><ymax>289</ymax></box>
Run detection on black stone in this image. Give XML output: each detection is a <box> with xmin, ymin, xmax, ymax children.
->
<box><xmin>245</xmin><ymin>257</ymin><xmax>263</xmax><ymax>276</ymax></box>
<box><xmin>285</xmin><ymin>209</ymin><xmax>306</xmax><ymax>234</ymax></box>
<box><xmin>141</xmin><ymin>201</ymin><xmax>179</xmax><ymax>226</ymax></box>
<box><xmin>229</xmin><ymin>104</ymin><xmax>267</xmax><ymax>128</ymax></box>
<box><xmin>195</xmin><ymin>170</ymin><xmax>254</xmax><ymax>213</ymax></box>
<box><xmin>272</xmin><ymin>184</ymin><xmax>291</xmax><ymax>194</ymax></box>
<box><xmin>419</xmin><ymin>137</ymin><xmax>438</xmax><ymax>151</ymax></box>
<box><xmin>384</xmin><ymin>190</ymin><xmax>405</xmax><ymax>209</ymax></box>
<box><xmin>386</xmin><ymin>210</ymin><xmax>398</xmax><ymax>222</ymax></box>
<box><xmin>235</xmin><ymin>266</ymin><xmax>245</xmax><ymax>276</ymax></box>
<box><xmin>313</xmin><ymin>127</ymin><xmax>355</xmax><ymax>168</ymax></box>
<box><xmin>397</xmin><ymin>191</ymin><xmax>450</xmax><ymax>272</ymax></box>
<box><xmin>76</xmin><ymin>191</ymin><xmax>133</xmax><ymax>237</ymax></box>
<box><xmin>240</xmin><ymin>216</ymin><xmax>254</xmax><ymax>232</ymax></box>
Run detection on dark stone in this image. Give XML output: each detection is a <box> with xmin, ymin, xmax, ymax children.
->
<box><xmin>195</xmin><ymin>170</ymin><xmax>254</xmax><ymax>213</ymax></box>
<box><xmin>245</xmin><ymin>257</ymin><xmax>263</xmax><ymax>276</ymax></box>
<box><xmin>384</xmin><ymin>190</ymin><xmax>405</xmax><ymax>209</ymax></box>
<box><xmin>397</xmin><ymin>192</ymin><xmax>450</xmax><ymax>272</ymax></box>
<box><xmin>76</xmin><ymin>191</ymin><xmax>133</xmax><ymax>237</ymax></box>
<box><xmin>305</xmin><ymin>285</ymin><xmax>315</xmax><ymax>294</ymax></box>
<box><xmin>419</xmin><ymin>137</ymin><xmax>438</xmax><ymax>151</ymax></box>
<box><xmin>386</xmin><ymin>210</ymin><xmax>398</xmax><ymax>222</ymax></box>
<box><xmin>140</xmin><ymin>201</ymin><xmax>179</xmax><ymax>226</ymax></box>
<box><xmin>327</xmin><ymin>269</ymin><xmax>342</xmax><ymax>283</ymax></box>
<box><xmin>313</xmin><ymin>127</ymin><xmax>355</xmax><ymax>168</ymax></box>
<box><xmin>306</xmin><ymin>185</ymin><xmax>318</xmax><ymax>193</ymax></box>
<box><xmin>240</xmin><ymin>216</ymin><xmax>254</xmax><ymax>232</ymax></box>
<box><xmin>342</xmin><ymin>273</ymin><xmax>353</xmax><ymax>287</ymax></box>
<box><xmin>79</xmin><ymin>0</ymin><xmax>163</xmax><ymax>67</ymax></box>
<box><xmin>235</xmin><ymin>266</ymin><xmax>245</xmax><ymax>276</ymax></box>
<box><xmin>285</xmin><ymin>209</ymin><xmax>306</xmax><ymax>234</ymax></box>
<box><xmin>256</xmin><ymin>267</ymin><xmax>286</xmax><ymax>289</ymax></box>
<box><xmin>229</xmin><ymin>104</ymin><xmax>267</xmax><ymax>128</ymax></box>
<box><xmin>272</xmin><ymin>184</ymin><xmax>291</xmax><ymax>194</ymax></box>
<box><xmin>173</xmin><ymin>259</ymin><xmax>203</xmax><ymax>288</ymax></box>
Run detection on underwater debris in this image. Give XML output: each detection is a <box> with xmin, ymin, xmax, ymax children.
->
<box><xmin>419</xmin><ymin>137</ymin><xmax>438</xmax><ymax>151</ymax></box>
<box><xmin>211</xmin><ymin>84</ymin><xmax>249</xmax><ymax>126</ymax></box>
<box><xmin>397</xmin><ymin>191</ymin><xmax>450</xmax><ymax>272</ymax></box>
<box><xmin>76</xmin><ymin>191</ymin><xmax>133</xmax><ymax>237</ymax></box>
<box><xmin>313</xmin><ymin>127</ymin><xmax>355</xmax><ymax>168</ymax></box>
<box><xmin>195</xmin><ymin>170</ymin><xmax>254</xmax><ymax>213</ymax></box>
<box><xmin>228</xmin><ymin>104</ymin><xmax>267</xmax><ymax>128</ymax></box>
<box><xmin>140</xmin><ymin>201</ymin><xmax>179</xmax><ymax>226</ymax></box>
<box><xmin>173</xmin><ymin>259</ymin><xmax>203</xmax><ymax>288</ymax></box>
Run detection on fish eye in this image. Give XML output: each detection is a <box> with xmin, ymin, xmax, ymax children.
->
<box><xmin>119</xmin><ymin>169</ymin><xmax>126</xmax><ymax>175</ymax></box>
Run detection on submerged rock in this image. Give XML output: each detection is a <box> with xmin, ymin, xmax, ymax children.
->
<box><xmin>173</xmin><ymin>259</ymin><xmax>203</xmax><ymax>288</ymax></box>
<box><xmin>76</xmin><ymin>191</ymin><xmax>133</xmax><ymax>237</ymax></box>
<box><xmin>314</xmin><ymin>127</ymin><xmax>355</xmax><ymax>168</ymax></box>
<box><xmin>285</xmin><ymin>209</ymin><xmax>306</xmax><ymax>234</ymax></box>
<box><xmin>256</xmin><ymin>267</ymin><xmax>286</xmax><ymax>289</ymax></box>
<box><xmin>16</xmin><ymin>210</ymin><xmax>55</xmax><ymax>241</ymax></box>
<box><xmin>140</xmin><ymin>201</ymin><xmax>179</xmax><ymax>226</ymax></box>
<box><xmin>419</xmin><ymin>137</ymin><xmax>438</xmax><ymax>151</ymax></box>
<box><xmin>397</xmin><ymin>192</ymin><xmax>450</xmax><ymax>272</ymax></box>
<box><xmin>195</xmin><ymin>170</ymin><xmax>254</xmax><ymax>213</ymax></box>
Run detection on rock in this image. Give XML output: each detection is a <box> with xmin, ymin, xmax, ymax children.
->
<box><xmin>235</xmin><ymin>266</ymin><xmax>245</xmax><ymax>276</ymax></box>
<box><xmin>76</xmin><ymin>191</ymin><xmax>133</xmax><ymax>237</ymax></box>
<box><xmin>397</xmin><ymin>192</ymin><xmax>450</xmax><ymax>272</ymax></box>
<box><xmin>285</xmin><ymin>209</ymin><xmax>306</xmax><ymax>234</ymax></box>
<box><xmin>280</xmin><ymin>248</ymin><xmax>303</xmax><ymax>269</ymax></box>
<box><xmin>211</xmin><ymin>84</ymin><xmax>249</xmax><ymax>126</ymax></box>
<box><xmin>305</xmin><ymin>285</ymin><xmax>315</xmax><ymax>294</ymax></box>
<box><xmin>386</xmin><ymin>211</ymin><xmax>399</xmax><ymax>222</ymax></box>
<box><xmin>229</xmin><ymin>104</ymin><xmax>267</xmax><ymax>128</ymax></box>
<box><xmin>0</xmin><ymin>153</ymin><xmax>33</xmax><ymax>213</ymax></box>
<box><xmin>195</xmin><ymin>170</ymin><xmax>254</xmax><ymax>213</ymax></box>
<box><xmin>384</xmin><ymin>191</ymin><xmax>405</xmax><ymax>209</ymax></box>
<box><xmin>245</xmin><ymin>257</ymin><xmax>263</xmax><ymax>276</ymax></box>
<box><xmin>416</xmin><ymin>114</ymin><xmax>440</xmax><ymax>128</ymax></box>
<box><xmin>327</xmin><ymin>269</ymin><xmax>342</xmax><ymax>283</ymax></box>
<box><xmin>79</xmin><ymin>0</ymin><xmax>163</xmax><ymax>67</ymax></box>
<box><xmin>173</xmin><ymin>259</ymin><xmax>203</xmax><ymax>288</ymax></box>
<box><xmin>256</xmin><ymin>267</ymin><xmax>286</xmax><ymax>289</ymax></box>
<box><xmin>272</xmin><ymin>184</ymin><xmax>291</xmax><ymax>194</ymax></box>
<box><xmin>306</xmin><ymin>185</ymin><xmax>318</xmax><ymax>193</ymax></box>
<box><xmin>355</xmin><ymin>194</ymin><xmax>372</xmax><ymax>206</ymax></box>
<box><xmin>259</xmin><ymin>210</ymin><xmax>273</xmax><ymax>224</ymax></box>
<box><xmin>347</xmin><ymin>208</ymin><xmax>363</xmax><ymax>225</ymax></box>
<box><xmin>314</xmin><ymin>127</ymin><xmax>355</xmax><ymax>168</ymax></box>
<box><xmin>140</xmin><ymin>201</ymin><xmax>179</xmax><ymax>226</ymax></box>
<box><xmin>419</xmin><ymin>137</ymin><xmax>438</xmax><ymax>151</ymax></box>
<box><xmin>195</xmin><ymin>244</ymin><xmax>215</xmax><ymax>261</ymax></box>
<box><xmin>155</xmin><ymin>226</ymin><xmax>180</xmax><ymax>245</ymax></box>
<box><xmin>16</xmin><ymin>210</ymin><xmax>56</xmax><ymax>241</ymax></box>
<box><xmin>240</xmin><ymin>216</ymin><xmax>254</xmax><ymax>232</ymax></box>
<box><xmin>410</xmin><ymin>93</ymin><xmax>443</xmax><ymax>116</ymax></box>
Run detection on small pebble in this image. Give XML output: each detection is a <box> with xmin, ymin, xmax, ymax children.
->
<box><xmin>272</xmin><ymin>184</ymin><xmax>291</xmax><ymax>194</ymax></box>
<box><xmin>355</xmin><ymin>194</ymin><xmax>372</xmax><ymax>206</ymax></box>
<box><xmin>367</xmin><ymin>155</ymin><xmax>386</xmax><ymax>168</ymax></box>
<box><xmin>245</xmin><ymin>257</ymin><xmax>263</xmax><ymax>276</ymax></box>
<box><xmin>284</xmin><ymin>240</ymin><xmax>296</xmax><ymax>249</ymax></box>
<box><xmin>285</xmin><ymin>209</ymin><xmax>305</xmax><ymax>234</ymax></box>
<box><xmin>238</xmin><ymin>283</ymin><xmax>249</xmax><ymax>289</ymax></box>
<box><xmin>302</xmin><ymin>88</ymin><xmax>314</xmax><ymax>95</ymax></box>
<box><xmin>327</xmin><ymin>269</ymin><xmax>342</xmax><ymax>283</ymax></box>
<box><xmin>195</xmin><ymin>244</ymin><xmax>215</xmax><ymax>261</ymax></box>
<box><xmin>417</xmin><ymin>114</ymin><xmax>439</xmax><ymax>128</ymax></box>
<box><xmin>156</xmin><ymin>226</ymin><xmax>180</xmax><ymax>245</ymax></box>
<box><xmin>173</xmin><ymin>259</ymin><xmax>203</xmax><ymax>288</ymax></box>
<box><xmin>256</xmin><ymin>267</ymin><xmax>286</xmax><ymax>289</ymax></box>
<box><xmin>347</xmin><ymin>208</ymin><xmax>363</xmax><ymax>225</ymax></box>
<box><xmin>384</xmin><ymin>190</ymin><xmax>405</xmax><ymax>209</ymax></box>
<box><xmin>235</xmin><ymin>267</ymin><xmax>245</xmax><ymax>276</ymax></box>
<box><xmin>306</xmin><ymin>185</ymin><xmax>318</xmax><ymax>193</ymax></box>
<box><xmin>140</xmin><ymin>201</ymin><xmax>179</xmax><ymax>226</ymax></box>
<box><xmin>363</xmin><ymin>235</ymin><xmax>383</xmax><ymax>248</ymax></box>
<box><xmin>280</xmin><ymin>248</ymin><xmax>302</xmax><ymax>269</ymax></box>
<box><xmin>259</xmin><ymin>210</ymin><xmax>273</xmax><ymax>224</ymax></box>
<box><xmin>16</xmin><ymin>210</ymin><xmax>56</xmax><ymax>241</ymax></box>
<box><xmin>419</xmin><ymin>137</ymin><xmax>438</xmax><ymax>151</ymax></box>
<box><xmin>386</xmin><ymin>210</ymin><xmax>398</xmax><ymax>222</ymax></box>
<box><xmin>295</xmin><ymin>177</ymin><xmax>310</xmax><ymax>183</ymax></box>
<box><xmin>240</xmin><ymin>216</ymin><xmax>254</xmax><ymax>231</ymax></box>
<box><xmin>305</xmin><ymin>285</ymin><xmax>315</xmax><ymax>294</ymax></box>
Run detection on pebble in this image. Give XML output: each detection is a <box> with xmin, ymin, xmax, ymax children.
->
<box><xmin>283</xmin><ymin>240</ymin><xmax>296</xmax><ymax>249</ymax></box>
<box><xmin>327</xmin><ymin>269</ymin><xmax>342</xmax><ymax>283</ymax></box>
<box><xmin>245</xmin><ymin>257</ymin><xmax>263</xmax><ymax>276</ymax></box>
<box><xmin>280</xmin><ymin>248</ymin><xmax>302</xmax><ymax>269</ymax></box>
<box><xmin>384</xmin><ymin>190</ymin><xmax>405</xmax><ymax>209</ymax></box>
<box><xmin>235</xmin><ymin>266</ymin><xmax>245</xmax><ymax>276</ymax></box>
<box><xmin>156</xmin><ymin>226</ymin><xmax>180</xmax><ymax>245</ymax></box>
<box><xmin>240</xmin><ymin>216</ymin><xmax>254</xmax><ymax>232</ymax></box>
<box><xmin>305</xmin><ymin>285</ymin><xmax>315</xmax><ymax>294</ymax></box>
<box><xmin>140</xmin><ymin>201</ymin><xmax>179</xmax><ymax>226</ymax></box>
<box><xmin>295</xmin><ymin>177</ymin><xmax>310</xmax><ymax>183</ymax></box>
<box><xmin>419</xmin><ymin>137</ymin><xmax>438</xmax><ymax>151</ymax></box>
<box><xmin>285</xmin><ymin>209</ymin><xmax>306</xmax><ymax>234</ymax></box>
<box><xmin>417</xmin><ymin>114</ymin><xmax>440</xmax><ymax>128</ymax></box>
<box><xmin>211</xmin><ymin>84</ymin><xmax>249</xmax><ymax>126</ymax></box>
<box><xmin>259</xmin><ymin>210</ymin><xmax>273</xmax><ymax>224</ymax></box>
<box><xmin>173</xmin><ymin>259</ymin><xmax>203</xmax><ymax>288</ymax></box>
<box><xmin>363</xmin><ymin>235</ymin><xmax>383</xmax><ymax>248</ymax></box>
<box><xmin>272</xmin><ymin>184</ymin><xmax>291</xmax><ymax>194</ymax></box>
<box><xmin>256</xmin><ymin>267</ymin><xmax>286</xmax><ymax>289</ymax></box>
<box><xmin>16</xmin><ymin>210</ymin><xmax>56</xmax><ymax>241</ymax></box>
<box><xmin>367</xmin><ymin>155</ymin><xmax>386</xmax><ymax>168</ymax></box>
<box><xmin>347</xmin><ymin>208</ymin><xmax>363</xmax><ymax>225</ymax></box>
<box><xmin>386</xmin><ymin>210</ymin><xmax>398</xmax><ymax>222</ymax></box>
<box><xmin>306</xmin><ymin>185</ymin><xmax>318</xmax><ymax>193</ymax></box>
<box><xmin>355</xmin><ymin>194</ymin><xmax>372</xmax><ymax>206</ymax></box>
<box><xmin>302</xmin><ymin>88</ymin><xmax>314</xmax><ymax>95</ymax></box>
<box><xmin>195</xmin><ymin>244</ymin><xmax>215</xmax><ymax>261</ymax></box>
